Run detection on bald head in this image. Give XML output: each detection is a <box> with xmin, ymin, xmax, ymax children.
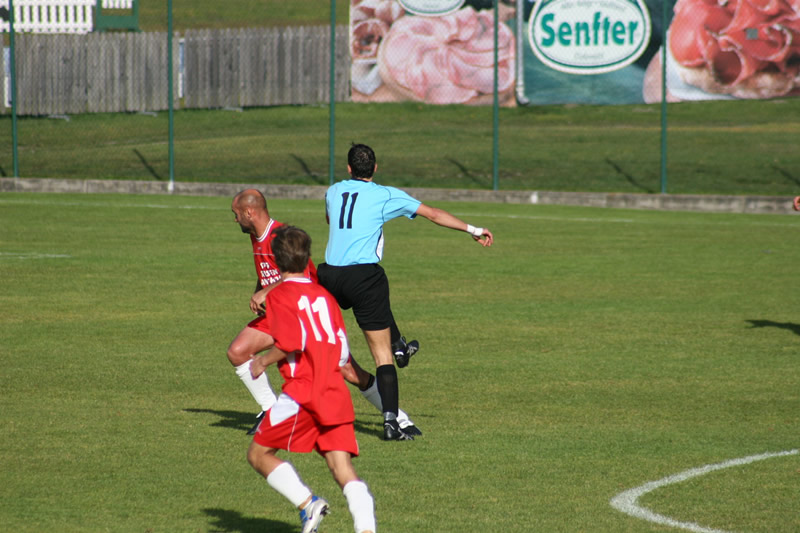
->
<box><xmin>233</xmin><ymin>189</ymin><xmax>268</xmax><ymax>213</ymax></box>
<box><xmin>232</xmin><ymin>189</ymin><xmax>270</xmax><ymax>236</ymax></box>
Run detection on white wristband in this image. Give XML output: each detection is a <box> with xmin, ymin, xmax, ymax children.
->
<box><xmin>466</xmin><ymin>224</ymin><xmax>483</xmax><ymax>237</ymax></box>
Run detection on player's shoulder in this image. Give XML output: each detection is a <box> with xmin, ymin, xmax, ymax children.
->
<box><xmin>328</xmin><ymin>179</ymin><xmax>354</xmax><ymax>192</ymax></box>
<box><xmin>383</xmin><ymin>183</ymin><xmax>406</xmax><ymax>196</ymax></box>
<box><xmin>287</xmin><ymin>276</ymin><xmax>332</xmax><ymax>298</ymax></box>
<box><xmin>383</xmin><ymin>184</ymin><xmax>418</xmax><ymax>204</ymax></box>
<box><xmin>269</xmin><ymin>219</ymin><xmax>284</xmax><ymax>233</ymax></box>
<box><xmin>265</xmin><ymin>281</ymin><xmax>297</xmax><ymax>312</ymax></box>
<box><xmin>355</xmin><ymin>179</ymin><xmax>396</xmax><ymax>199</ymax></box>
<box><xmin>260</xmin><ymin>219</ymin><xmax>283</xmax><ymax>242</ymax></box>
<box><xmin>278</xmin><ymin>278</ymin><xmax>330</xmax><ymax>306</ymax></box>
<box><xmin>281</xmin><ymin>277</ymin><xmax>317</xmax><ymax>291</ymax></box>
<box><xmin>266</xmin><ymin>279</ymin><xmax>288</xmax><ymax>298</ymax></box>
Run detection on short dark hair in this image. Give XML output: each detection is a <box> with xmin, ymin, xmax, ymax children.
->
<box><xmin>348</xmin><ymin>143</ymin><xmax>376</xmax><ymax>179</ymax></box>
<box><xmin>271</xmin><ymin>225</ymin><xmax>311</xmax><ymax>274</ymax></box>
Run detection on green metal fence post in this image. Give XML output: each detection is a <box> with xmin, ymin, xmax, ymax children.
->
<box><xmin>9</xmin><ymin>0</ymin><xmax>19</xmax><ymax>178</ymax></box>
<box><xmin>660</xmin><ymin>0</ymin><xmax>668</xmax><ymax>194</ymax></box>
<box><xmin>329</xmin><ymin>0</ymin><xmax>336</xmax><ymax>186</ymax></box>
<box><xmin>492</xmin><ymin>0</ymin><xmax>499</xmax><ymax>191</ymax></box>
<box><xmin>168</xmin><ymin>0</ymin><xmax>175</xmax><ymax>191</ymax></box>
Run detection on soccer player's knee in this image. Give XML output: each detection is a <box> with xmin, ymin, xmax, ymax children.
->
<box><xmin>226</xmin><ymin>343</ymin><xmax>248</xmax><ymax>365</ymax></box>
<box><xmin>246</xmin><ymin>443</ymin><xmax>260</xmax><ymax>469</ymax></box>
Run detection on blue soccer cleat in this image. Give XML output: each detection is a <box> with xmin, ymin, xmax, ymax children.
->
<box><xmin>300</xmin><ymin>495</ymin><xmax>329</xmax><ymax>533</ymax></box>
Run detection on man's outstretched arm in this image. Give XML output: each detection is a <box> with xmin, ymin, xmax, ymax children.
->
<box><xmin>415</xmin><ymin>203</ymin><xmax>493</xmax><ymax>247</ymax></box>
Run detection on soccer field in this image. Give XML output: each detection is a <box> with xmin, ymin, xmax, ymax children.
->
<box><xmin>1</xmin><ymin>192</ymin><xmax>798</xmax><ymax>532</ymax></box>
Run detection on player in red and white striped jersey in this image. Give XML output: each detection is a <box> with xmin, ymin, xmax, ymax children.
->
<box><xmin>226</xmin><ymin>189</ymin><xmax>420</xmax><ymax>436</ymax></box>
<box><xmin>247</xmin><ymin>225</ymin><xmax>375</xmax><ymax>533</ymax></box>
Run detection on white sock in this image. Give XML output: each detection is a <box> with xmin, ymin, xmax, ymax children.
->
<box><xmin>235</xmin><ymin>360</ymin><xmax>277</xmax><ymax>413</ymax></box>
<box><xmin>266</xmin><ymin>462</ymin><xmax>313</xmax><ymax>508</ymax></box>
<box><xmin>343</xmin><ymin>480</ymin><xmax>376</xmax><ymax>533</ymax></box>
<box><xmin>360</xmin><ymin>380</ymin><xmax>412</xmax><ymax>428</ymax></box>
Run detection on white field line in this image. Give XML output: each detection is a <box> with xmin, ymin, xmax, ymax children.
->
<box><xmin>297</xmin><ymin>210</ymin><xmax>800</xmax><ymax>229</ymax></box>
<box><xmin>2</xmin><ymin>197</ymin><xmax>800</xmax><ymax>228</ymax></box>
<box><xmin>0</xmin><ymin>198</ymin><xmax>636</xmax><ymax>224</ymax></box>
<box><xmin>0</xmin><ymin>198</ymin><xmax>222</xmax><ymax>210</ymax></box>
<box><xmin>610</xmin><ymin>449</ymin><xmax>799</xmax><ymax>533</ymax></box>
<box><xmin>0</xmin><ymin>252</ymin><xmax>72</xmax><ymax>259</ymax></box>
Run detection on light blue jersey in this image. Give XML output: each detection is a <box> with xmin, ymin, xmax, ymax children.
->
<box><xmin>325</xmin><ymin>179</ymin><xmax>421</xmax><ymax>266</ymax></box>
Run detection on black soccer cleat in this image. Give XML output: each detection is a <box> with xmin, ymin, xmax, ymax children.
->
<box><xmin>399</xmin><ymin>423</ymin><xmax>422</xmax><ymax>437</ymax></box>
<box><xmin>247</xmin><ymin>411</ymin><xmax>265</xmax><ymax>435</ymax></box>
<box><xmin>392</xmin><ymin>337</ymin><xmax>419</xmax><ymax>368</ymax></box>
<box><xmin>383</xmin><ymin>419</ymin><xmax>414</xmax><ymax>441</ymax></box>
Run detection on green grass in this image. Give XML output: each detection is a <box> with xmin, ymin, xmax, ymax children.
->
<box><xmin>2</xmin><ymin>192</ymin><xmax>799</xmax><ymax>532</ymax></box>
<box><xmin>3</xmin><ymin>2</ymin><xmax>799</xmax><ymax>196</ymax></box>
<box><xmin>2</xmin><ymin>99</ymin><xmax>800</xmax><ymax>196</ymax></box>
<box><xmin>138</xmin><ymin>0</ymin><xmax>350</xmax><ymax>31</ymax></box>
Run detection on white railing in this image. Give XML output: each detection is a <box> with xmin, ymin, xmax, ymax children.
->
<box><xmin>101</xmin><ymin>0</ymin><xmax>133</xmax><ymax>7</ymax></box>
<box><xmin>0</xmin><ymin>0</ymin><xmax>95</xmax><ymax>34</ymax></box>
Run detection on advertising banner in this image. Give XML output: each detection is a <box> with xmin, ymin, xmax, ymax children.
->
<box><xmin>524</xmin><ymin>0</ymin><xmax>653</xmax><ymax>104</ymax></box>
<box><xmin>647</xmin><ymin>0</ymin><xmax>800</xmax><ymax>102</ymax></box>
<box><xmin>350</xmin><ymin>0</ymin><xmax>800</xmax><ymax>106</ymax></box>
<box><xmin>350</xmin><ymin>0</ymin><xmax>518</xmax><ymax>105</ymax></box>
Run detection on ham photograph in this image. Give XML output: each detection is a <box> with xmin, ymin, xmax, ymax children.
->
<box><xmin>644</xmin><ymin>0</ymin><xmax>800</xmax><ymax>101</ymax></box>
<box><xmin>350</xmin><ymin>0</ymin><xmax>517</xmax><ymax>105</ymax></box>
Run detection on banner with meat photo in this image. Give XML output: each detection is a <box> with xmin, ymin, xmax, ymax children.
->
<box><xmin>350</xmin><ymin>0</ymin><xmax>518</xmax><ymax>106</ymax></box>
<box><xmin>644</xmin><ymin>0</ymin><xmax>800</xmax><ymax>102</ymax></box>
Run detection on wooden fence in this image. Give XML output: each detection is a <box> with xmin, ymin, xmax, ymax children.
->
<box><xmin>1</xmin><ymin>25</ymin><xmax>350</xmax><ymax>115</ymax></box>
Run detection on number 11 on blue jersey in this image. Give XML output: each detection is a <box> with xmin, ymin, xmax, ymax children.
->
<box><xmin>338</xmin><ymin>192</ymin><xmax>358</xmax><ymax>229</ymax></box>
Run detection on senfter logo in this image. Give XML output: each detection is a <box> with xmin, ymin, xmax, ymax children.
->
<box><xmin>527</xmin><ymin>0</ymin><xmax>651</xmax><ymax>75</ymax></box>
<box><xmin>398</xmin><ymin>0</ymin><xmax>465</xmax><ymax>16</ymax></box>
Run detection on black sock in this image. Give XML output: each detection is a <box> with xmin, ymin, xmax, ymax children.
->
<box><xmin>390</xmin><ymin>322</ymin><xmax>402</xmax><ymax>346</ymax></box>
<box><xmin>362</xmin><ymin>374</ymin><xmax>375</xmax><ymax>392</ymax></box>
<box><xmin>376</xmin><ymin>364</ymin><xmax>399</xmax><ymax>419</ymax></box>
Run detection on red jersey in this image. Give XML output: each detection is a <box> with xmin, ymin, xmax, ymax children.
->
<box><xmin>265</xmin><ymin>277</ymin><xmax>355</xmax><ymax>426</ymax></box>
<box><xmin>252</xmin><ymin>220</ymin><xmax>318</xmax><ymax>289</ymax></box>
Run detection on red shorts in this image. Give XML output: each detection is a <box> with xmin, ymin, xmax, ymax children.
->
<box><xmin>247</xmin><ymin>315</ymin><xmax>272</xmax><ymax>335</ymax></box>
<box><xmin>253</xmin><ymin>394</ymin><xmax>359</xmax><ymax>456</ymax></box>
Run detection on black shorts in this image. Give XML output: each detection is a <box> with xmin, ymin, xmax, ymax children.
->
<box><xmin>317</xmin><ymin>263</ymin><xmax>394</xmax><ymax>331</ymax></box>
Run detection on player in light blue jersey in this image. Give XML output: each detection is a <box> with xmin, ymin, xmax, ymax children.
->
<box><xmin>324</xmin><ymin>178</ymin><xmax>421</xmax><ymax>266</ymax></box>
<box><xmin>317</xmin><ymin>143</ymin><xmax>493</xmax><ymax>441</ymax></box>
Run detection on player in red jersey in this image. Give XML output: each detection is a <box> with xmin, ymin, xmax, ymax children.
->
<box><xmin>227</xmin><ymin>189</ymin><xmax>420</xmax><ymax>436</ymax></box>
<box><xmin>247</xmin><ymin>225</ymin><xmax>376</xmax><ymax>533</ymax></box>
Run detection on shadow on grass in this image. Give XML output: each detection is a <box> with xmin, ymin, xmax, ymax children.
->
<box><xmin>203</xmin><ymin>508</ymin><xmax>295</xmax><ymax>533</ymax></box>
<box><xmin>290</xmin><ymin>154</ymin><xmax>325</xmax><ymax>185</ymax></box>
<box><xmin>352</xmin><ymin>409</ymin><xmax>433</xmax><ymax>440</ymax></box>
<box><xmin>746</xmin><ymin>319</ymin><xmax>800</xmax><ymax>336</ymax></box>
<box><xmin>771</xmin><ymin>164</ymin><xmax>800</xmax><ymax>187</ymax></box>
<box><xmin>353</xmin><ymin>415</ymin><xmax>382</xmax><ymax>440</ymax></box>
<box><xmin>446</xmin><ymin>157</ymin><xmax>489</xmax><ymax>188</ymax></box>
<box><xmin>184</xmin><ymin>408</ymin><xmax>257</xmax><ymax>432</ymax></box>
<box><xmin>605</xmin><ymin>158</ymin><xmax>654</xmax><ymax>193</ymax></box>
<box><xmin>134</xmin><ymin>149</ymin><xmax>162</xmax><ymax>180</ymax></box>
<box><xmin>184</xmin><ymin>407</ymin><xmax>387</xmax><ymax>440</ymax></box>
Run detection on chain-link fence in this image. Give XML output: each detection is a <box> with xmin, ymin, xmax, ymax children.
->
<box><xmin>0</xmin><ymin>0</ymin><xmax>798</xmax><ymax>195</ymax></box>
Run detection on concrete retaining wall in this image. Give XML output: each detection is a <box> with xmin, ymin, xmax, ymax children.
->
<box><xmin>1</xmin><ymin>177</ymin><xmax>796</xmax><ymax>215</ymax></box>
